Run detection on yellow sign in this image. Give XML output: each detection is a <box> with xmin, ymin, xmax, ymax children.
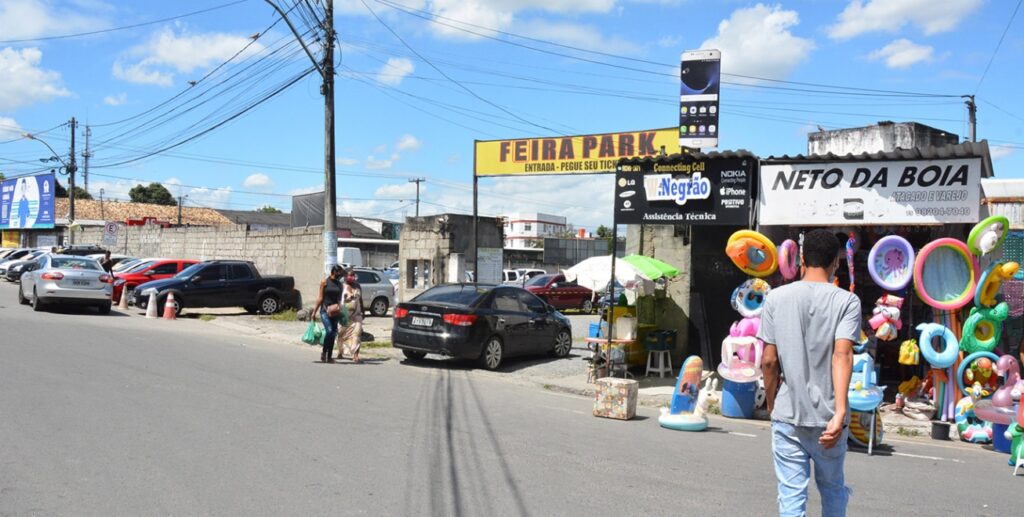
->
<box><xmin>2</xmin><ymin>230</ymin><xmax>19</xmax><ymax>248</ymax></box>
<box><xmin>474</xmin><ymin>128</ymin><xmax>679</xmax><ymax>177</ymax></box>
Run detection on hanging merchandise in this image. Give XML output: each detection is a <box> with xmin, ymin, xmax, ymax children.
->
<box><xmin>869</xmin><ymin>295</ymin><xmax>903</xmax><ymax>341</ymax></box>
<box><xmin>867</xmin><ymin>235</ymin><xmax>915</xmax><ymax>291</ymax></box>
<box><xmin>845</xmin><ymin>232</ymin><xmax>857</xmax><ymax>293</ymax></box>
<box><xmin>975</xmin><ymin>262</ymin><xmax>1019</xmax><ymax>308</ymax></box>
<box><xmin>913</xmin><ymin>238</ymin><xmax>979</xmax><ymax>311</ymax></box>
<box><xmin>917</xmin><ymin>323</ymin><xmax>959</xmax><ymax>369</ymax></box>
<box><xmin>725</xmin><ymin>230</ymin><xmax>777</xmax><ymax>278</ymax></box>
<box><xmin>960</xmin><ymin>303</ymin><xmax>1010</xmax><ymax>354</ymax></box>
<box><xmin>966</xmin><ymin>215</ymin><xmax>1010</xmax><ymax>256</ymax></box>
<box><xmin>778</xmin><ymin>239</ymin><xmax>799</xmax><ymax>281</ymax></box>
<box><xmin>898</xmin><ymin>339</ymin><xmax>920</xmax><ymax>366</ymax></box>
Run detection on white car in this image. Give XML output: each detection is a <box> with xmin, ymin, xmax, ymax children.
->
<box><xmin>19</xmin><ymin>254</ymin><xmax>114</xmax><ymax>314</ymax></box>
<box><xmin>352</xmin><ymin>268</ymin><xmax>396</xmax><ymax>317</ymax></box>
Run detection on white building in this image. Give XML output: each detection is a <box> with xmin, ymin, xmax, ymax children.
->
<box><xmin>502</xmin><ymin>212</ymin><xmax>568</xmax><ymax>249</ymax></box>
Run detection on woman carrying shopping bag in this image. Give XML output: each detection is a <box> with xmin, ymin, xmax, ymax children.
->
<box><xmin>313</xmin><ymin>265</ymin><xmax>345</xmax><ymax>363</ymax></box>
<box><xmin>338</xmin><ymin>269</ymin><xmax>364</xmax><ymax>363</ymax></box>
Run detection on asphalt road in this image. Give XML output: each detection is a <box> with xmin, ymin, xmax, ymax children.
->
<box><xmin>1</xmin><ymin>282</ymin><xmax>1020</xmax><ymax>516</ymax></box>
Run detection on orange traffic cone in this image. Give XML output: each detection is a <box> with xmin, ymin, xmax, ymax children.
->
<box><xmin>162</xmin><ymin>292</ymin><xmax>177</xmax><ymax>320</ymax></box>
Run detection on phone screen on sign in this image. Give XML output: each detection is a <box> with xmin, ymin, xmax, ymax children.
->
<box><xmin>679</xmin><ymin>50</ymin><xmax>721</xmax><ymax>149</ymax></box>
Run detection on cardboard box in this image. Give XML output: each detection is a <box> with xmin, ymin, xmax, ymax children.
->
<box><xmin>593</xmin><ymin>377</ymin><xmax>638</xmax><ymax>420</ymax></box>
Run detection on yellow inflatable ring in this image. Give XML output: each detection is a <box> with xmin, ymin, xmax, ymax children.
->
<box><xmin>726</xmin><ymin>230</ymin><xmax>778</xmax><ymax>277</ymax></box>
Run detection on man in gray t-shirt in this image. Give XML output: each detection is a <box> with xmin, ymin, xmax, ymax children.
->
<box><xmin>757</xmin><ymin>230</ymin><xmax>859</xmax><ymax>517</ymax></box>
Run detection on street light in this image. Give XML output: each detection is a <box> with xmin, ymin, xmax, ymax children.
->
<box><xmin>23</xmin><ymin>129</ymin><xmax>78</xmax><ymax>244</ymax></box>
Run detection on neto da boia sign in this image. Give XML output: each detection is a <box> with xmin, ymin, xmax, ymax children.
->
<box><xmin>614</xmin><ymin>156</ymin><xmax>753</xmax><ymax>225</ymax></box>
<box><xmin>758</xmin><ymin>158</ymin><xmax>982</xmax><ymax>225</ymax></box>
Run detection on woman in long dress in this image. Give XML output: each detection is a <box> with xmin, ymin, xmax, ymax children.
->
<box><xmin>338</xmin><ymin>270</ymin><xmax>364</xmax><ymax>363</ymax></box>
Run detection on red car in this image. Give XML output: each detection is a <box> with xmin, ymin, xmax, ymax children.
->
<box><xmin>112</xmin><ymin>259</ymin><xmax>199</xmax><ymax>303</ymax></box>
<box><xmin>524</xmin><ymin>273</ymin><xmax>595</xmax><ymax>313</ymax></box>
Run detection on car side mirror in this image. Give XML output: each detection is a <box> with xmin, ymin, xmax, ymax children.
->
<box><xmin>545</xmin><ymin>303</ymin><xmax>555</xmax><ymax>313</ymax></box>
<box><xmin>145</xmin><ymin>270</ymin><xmax>155</xmax><ymax>276</ymax></box>
<box><xmin>191</xmin><ymin>275</ymin><xmax>202</xmax><ymax>284</ymax></box>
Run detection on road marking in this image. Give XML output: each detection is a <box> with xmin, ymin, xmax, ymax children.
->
<box><xmin>728</xmin><ymin>432</ymin><xmax>757</xmax><ymax>438</ymax></box>
<box><xmin>891</xmin><ymin>452</ymin><xmax>961</xmax><ymax>463</ymax></box>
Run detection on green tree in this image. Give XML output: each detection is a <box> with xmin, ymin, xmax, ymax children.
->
<box><xmin>54</xmin><ymin>181</ymin><xmax>93</xmax><ymax>200</ymax></box>
<box><xmin>129</xmin><ymin>182</ymin><xmax>176</xmax><ymax>206</ymax></box>
<box><xmin>595</xmin><ymin>225</ymin><xmax>613</xmax><ymax>239</ymax></box>
<box><xmin>256</xmin><ymin>205</ymin><xmax>282</xmax><ymax>214</ymax></box>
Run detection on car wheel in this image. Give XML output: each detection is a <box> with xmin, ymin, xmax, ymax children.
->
<box><xmin>551</xmin><ymin>329</ymin><xmax>572</xmax><ymax>357</ymax></box>
<box><xmin>32</xmin><ymin>288</ymin><xmax>45</xmax><ymax>312</ymax></box>
<box><xmin>370</xmin><ymin>296</ymin><xmax>389</xmax><ymax>317</ymax></box>
<box><xmin>581</xmin><ymin>298</ymin><xmax>594</xmax><ymax>314</ymax></box>
<box><xmin>402</xmin><ymin>350</ymin><xmax>427</xmax><ymax>361</ymax></box>
<box><xmin>97</xmin><ymin>303</ymin><xmax>111</xmax><ymax>315</ymax></box>
<box><xmin>479</xmin><ymin>336</ymin><xmax>504</xmax><ymax>370</ymax></box>
<box><xmin>258</xmin><ymin>294</ymin><xmax>280</xmax><ymax>315</ymax></box>
<box><xmin>17</xmin><ymin>283</ymin><xmax>29</xmax><ymax>305</ymax></box>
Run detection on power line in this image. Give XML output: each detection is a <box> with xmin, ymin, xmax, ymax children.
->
<box><xmin>975</xmin><ymin>0</ymin><xmax>1023</xmax><ymax>94</ymax></box>
<box><xmin>0</xmin><ymin>0</ymin><xmax>251</xmax><ymax>44</ymax></box>
<box><xmin>981</xmin><ymin>99</ymin><xmax>1024</xmax><ymax>123</ymax></box>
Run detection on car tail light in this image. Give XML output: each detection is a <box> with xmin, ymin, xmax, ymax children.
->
<box><xmin>394</xmin><ymin>307</ymin><xmax>409</xmax><ymax>319</ymax></box>
<box><xmin>99</xmin><ymin>274</ymin><xmax>113</xmax><ymax>283</ymax></box>
<box><xmin>41</xmin><ymin>272</ymin><xmax>64</xmax><ymax>280</ymax></box>
<box><xmin>443</xmin><ymin>313</ymin><xmax>477</xmax><ymax>327</ymax></box>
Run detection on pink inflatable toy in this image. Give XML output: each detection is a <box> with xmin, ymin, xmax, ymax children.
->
<box><xmin>992</xmin><ymin>355</ymin><xmax>1022</xmax><ymax>408</ymax></box>
<box><xmin>730</xmin><ymin>317</ymin><xmax>761</xmax><ymax>338</ymax></box>
<box><xmin>718</xmin><ymin>336</ymin><xmax>763</xmax><ymax>383</ymax></box>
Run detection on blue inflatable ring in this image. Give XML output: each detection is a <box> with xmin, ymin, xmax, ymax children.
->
<box><xmin>917</xmin><ymin>323</ymin><xmax>959</xmax><ymax>369</ymax></box>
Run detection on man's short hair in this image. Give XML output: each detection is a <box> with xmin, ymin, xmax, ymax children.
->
<box><xmin>803</xmin><ymin>229</ymin><xmax>841</xmax><ymax>268</ymax></box>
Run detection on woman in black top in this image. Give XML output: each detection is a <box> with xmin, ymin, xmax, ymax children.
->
<box><xmin>313</xmin><ymin>265</ymin><xmax>345</xmax><ymax>363</ymax></box>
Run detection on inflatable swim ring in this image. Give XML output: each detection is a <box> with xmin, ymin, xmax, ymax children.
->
<box><xmin>849</xmin><ymin>353</ymin><xmax>885</xmax><ymax>412</ymax></box>
<box><xmin>778</xmin><ymin>239</ymin><xmax>799</xmax><ymax>280</ymax></box>
<box><xmin>660</xmin><ymin>356</ymin><xmax>710</xmax><ymax>432</ymax></box>
<box><xmin>730</xmin><ymin>278</ymin><xmax>770</xmax><ymax>318</ymax></box>
<box><xmin>972</xmin><ymin>398</ymin><xmax>1018</xmax><ymax>426</ymax></box>
<box><xmin>967</xmin><ymin>215</ymin><xmax>1010</xmax><ymax>256</ymax></box>
<box><xmin>726</xmin><ymin>230</ymin><xmax>778</xmax><ymax>277</ymax></box>
<box><xmin>868</xmin><ymin>235</ymin><xmax>915</xmax><ymax>291</ymax></box>
<box><xmin>913</xmin><ymin>238</ymin><xmax>978</xmax><ymax>310</ymax></box>
<box><xmin>960</xmin><ymin>304</ymin><xmax>1009</xmax><ymax>355</ymax></box>
<box><xmin>955</xmin><ymin>396</ymin><xmax>993</xmax><ymax>444</ymax></box>
<box><xmin>917</xmin><ymin>322</ymin><xmax>959</xmax><ymax>368</ymax></box>
<box><xmin>849</xmin><ymin>410</ymin><xmax>884</xmax><ymax>448</ymax></box>
<box><xmin>956</xmin><ymin>351</ymin><xmax>1000</xmax><ymax>397</ymax></box>
<box><xmin>975</xmin><ymin>261</ymin><xmax>1019</xmax><ymax>308</ymax></box>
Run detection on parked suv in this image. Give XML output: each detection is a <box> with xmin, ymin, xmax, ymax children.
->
<box><xmin>133</xmin><ymin>260</ymin><xmax>297</xmax><ymax>316</ymax></box>
<box><xmin>352</xmin><ymin>267</ymin><xmax>395</xmax><ymax>317</ymax></box>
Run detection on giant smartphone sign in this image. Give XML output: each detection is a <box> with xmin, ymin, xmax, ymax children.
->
<box><xmin>0</xmin><ymin>172</ymin><xmax>56</xmax><ymax>229</ymax></box>
<box><xmin>679</xmin><ymin>49</ymin><xmax>721</xmax><ymax>149</ymax></box>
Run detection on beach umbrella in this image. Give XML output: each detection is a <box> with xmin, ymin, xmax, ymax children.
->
<box><xmin>563</xmin><ymin>255</ymin><xmax>649</xmax><ymax>292</ymax></box>
<box><xmin>622</xmin><ymin>254</ymin><xmax>680</xmax><ymax>280</ymax></box>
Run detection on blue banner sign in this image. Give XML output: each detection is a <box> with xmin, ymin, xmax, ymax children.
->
<box><xmin>1</xmin><ymin>173</ymin><xmax>56</xmax><ymax>229</ymax></box>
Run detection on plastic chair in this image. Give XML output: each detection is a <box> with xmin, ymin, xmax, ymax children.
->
<box><xmin>644</xmin><ymin>330</ymin><xmax>675</xmax><ymax>378</ymax></box>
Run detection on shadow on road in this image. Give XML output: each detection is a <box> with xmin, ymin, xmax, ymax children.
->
<box><xmin>38</xmin><ymin>305</ymin><xmax>128</xmax><ymax>317</ymax></box>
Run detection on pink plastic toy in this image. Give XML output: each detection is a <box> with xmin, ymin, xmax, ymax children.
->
<box><xmin>729</xmin><ymin>317</ymin><xmax>760</xmax><ymax>338</ymax></box>
<box><xmin>869</xmin><ymin>295</ymin><xmax>903</xmax><ymax>341</ymax></box>
<box><xmin>992</xmin><ymin>355</ymin><xmax>1022</xmax><ymax>408</ymax></box>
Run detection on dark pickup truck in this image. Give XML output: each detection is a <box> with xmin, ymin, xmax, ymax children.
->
<box><xmin>132</xmin><ymin>260</ymin><xmax>298</xmax><ymax>316</ymax></box>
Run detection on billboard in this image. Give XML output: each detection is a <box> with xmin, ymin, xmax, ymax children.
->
<box><xmin>679</xmin><ymin>49</ymin><xmax>720</xmax><ymax>149</ymax></box>
<box><xmin>759</xmin><ymin>158</ymin><xmax>983</xmax><ymax>226</ymax></box>
<box><xmin>474</xmin><ymin>128</ymin><xmax>678</xmax><ymax>177</ymax></box>
<box><xmin>1</xmin><ymin>173</ymin><xmax>56</xmax><ymax>230</ymax></box>
<box><xmin>614</xmin><ymin>156</ymin><xmax>753</xmax><ymax>226</ymax></box>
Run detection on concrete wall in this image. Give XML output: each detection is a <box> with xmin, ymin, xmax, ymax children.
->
<box><xmin>397</xmin><ymin>214</ymin><xmax>503</xmax><ymax>302</ymax></box>
<box><xmin>78</xmin><ymin>224</ymin><xmax>325</xmax><ymax>306</ymax></box>
<box><xmin>625</xmin><ymin>225</ymin><xmax>691</xmax><ymax>359</ymax></box>
<box><xmin>808</xmin><ymin>122</ymin><xmax>959</xmax><ymax>156</ymax></box>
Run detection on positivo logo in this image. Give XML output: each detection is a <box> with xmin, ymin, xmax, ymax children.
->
<box><xmin>645</xmin><ymin>173</ymin><xmax>712</xmax><ymax>206</ymax></box>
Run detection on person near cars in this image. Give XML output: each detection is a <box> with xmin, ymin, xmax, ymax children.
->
<box><xmin>99</xmin><ymin>251</ymin><xmax>114</xmax><ymax>273</ymax></box>
<box><xmin>313</xmin><ymin>265</ymin><xmax>345</xmax><ymax>364</ymax></box>
<box><xmin>338</xmin><ymin>269</ymin><xmax>364</xmax><ymax>363</ymax></box>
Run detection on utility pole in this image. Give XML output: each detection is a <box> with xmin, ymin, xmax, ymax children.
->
<box><xmin>82</xmin><ymin>125</ymin><xmax>92</xmax><ymax>195</ymax></box>
<box><xmin>963</xmin><ymin>95</ymin><xmax>977</xmax><ymax>143</ymax></box>
<box><xmin>409</xmin><ymin>177</ymin><xmax>425</xmax><ymax>217</ymax></box>
<box><xmin>178</xmin><ymin>196</ymin><xmax>184</xmax><ymax>226</ymax></box>
<box><xmin>264</xmin><ymin>0</ymin><xmax>335</xmax><ymax>272</ymax></box>
<box><xmin>68</xmin><ymin>117</ymin><xmax>78</xmax><ymax>245</ymax></box>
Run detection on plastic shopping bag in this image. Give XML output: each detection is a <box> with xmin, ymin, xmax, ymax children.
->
<box><xmin>302</xmin><ymin>321</ymin><xmax>324</xmax><ymax>345</ymax></box>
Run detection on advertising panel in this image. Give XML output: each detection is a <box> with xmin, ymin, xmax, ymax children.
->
<box><xmin>0</xmin><ymin>173</ymin><xmax>56</xmax><ymax>230</ymax></box>
<box><xmin>474</xmin><ymin>128</ymin><xmax>678</xmax><ymax>177</ymax></box>
<box><xmin>679</xmin><ymin>49</ymin><xmax>721</xmax><ymax>149</ymax></box>
<box><xmin>476</xmin><ymin>247</ymin><xmax>503</xmax><ymax>284</ymax></box>
<box><xmin>614</xmin><ymin>157</ymin><xmax>754</xmax><ymax>225</ymax></box>
<box><xmin>758</xmin><ymin>158</ymin><xmax>983</xmax><ymax>225</ymax></box>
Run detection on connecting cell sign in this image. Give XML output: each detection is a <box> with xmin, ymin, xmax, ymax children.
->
<box><xmin>614</xmin><ymin>157</ymin><xmax>753</xmax><ymax>225</ymax></box>
<box><xmin>0</xmin><ymin>173</ymin><xmax>56</xmax><ymax>230</ymax></box>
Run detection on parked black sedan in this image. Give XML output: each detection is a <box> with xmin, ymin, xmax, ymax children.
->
<box><xmin>392</xmin><ymin>284</ymin><xmax>573</xmax><ymax>370</ymax></box>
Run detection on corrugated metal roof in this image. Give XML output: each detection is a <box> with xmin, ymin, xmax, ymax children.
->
<box><xmin>214</xmin><ymin>209</ymin><xmax>383</xmax><ymax>239</ymax></box>
<box><xmin>982</xmin><ymin>179</ymin><xmax>1024</xmax><ymax>200</ymax></box>
<box><xmin>763</xmin><ymin>140</ymin><xmax>994</xmax><ymax>178</ymax></box>
<box><xmin>618</xmin><ymin>149</ymin><xmax>758</xmax><ymax>165</ymax></box>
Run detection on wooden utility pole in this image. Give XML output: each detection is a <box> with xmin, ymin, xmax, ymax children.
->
<box><xmin>964</xmin><ymin>95</ymin><xmax>977</xmax><ymax>142</ymax></box>
<box><xmin>82</xmin><ymin>125</ymin><xmax>92</xmax><ymax>194</ymax></box>
<box><xmin>68</xmin><ymin>117</ymin><xmax>78</xmax><ymax>245</ymax></box>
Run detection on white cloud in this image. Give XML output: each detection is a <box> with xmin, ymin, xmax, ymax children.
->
<box><xmin>242</xmin><ymin>172</ymin><xmax>273</xmax><ymax>189</ymax></box>
<box><xmin>375</xmin><ymin>182</ymin><xmax>422</xmax><ymax>198</ymax></box>
<box><xmin>337</xmin><ymin>157</ymin><xmax>358</xmax><ymax>166</ymax></box>
<box><xmin>516</xmin><ymin>19</ymin><xmax>640</xmax><ymax>54</ymax></box>
<box><xmin>868</xmin><ymin>39</ymin><xmax>934</xmax><ymax>69</ymax></box>
<box><xmin>102</xmin><ymin>92</ymin><xmax>128</xmax><ymax>106</ymax></box>
<box><xmin>425</xmin><ymin>0</ymin><xmax>616</xmax><ymax>38</ymax></box>
<box><xmin>113</xmin><ymin>27</ymin><xmax>264</xmax><ymax>87</ymax></box>
<box><xmin>184</xmin><ymin>186</ymin><xmax>232</xmax><ymax>208</ymax></box>
<box><xmin>0</xmin><ymin>47</ymin><xmax>71</xmax><ymax>111</ymax></box>
<box><xmin>990</xmin><ymin>145</ymin><xmax>1015</xmax><ymax>161</ymax></box>
<box><xmin>0</xmin><ymin>116</ymin><xmax>23</xmax><ymax>140</ymax></box>
<box><xmin>365</xmin><ymin>153</ymin><xmax>399</xmax><ymax>170</ymax></box>
<box><xmin>829</xmin><ymin>0</ymin><xmax>983</xmax><ymax>40</ymax></box>
<box><xmin>395</xmin><ymin>134</ymin><xmax>422</xmax><ymax>152</ymax></box>
<box><xmin>700</xmin><ymin>4</ymin><xmax>814</xmax><ymax>80</ymax></box>
<box><xmin>375</xmin><ymin>57</ymin><xmax>415</xmax><ymax>86</ymax></box>
<box><xmin>0</xmin><ymin>0</ymin><xmax>107</xmax><ymax>41</ymax></box>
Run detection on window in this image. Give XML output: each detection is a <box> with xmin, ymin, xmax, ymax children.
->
<box><xmin>149</xmin><ymin>263</ymin><xmax>179</xmax><ymax>275</ymax></box>
<box><xmin>51</xmin><ymin>257</ymin><xmax>101</xmax><ymax>270</ymax></box>
<box><xmin>517</xmin><ymin>290</ymin><xmax>546</xmax><ymax>313</ymax></box>
<box><xmin>229</xmin><ymin>264</ymin><xmax>253</xmax><ymax>280</ymax></box>
<box><xmin>413</xmin><ymin>285</ymin><xmax>485</xmax><ymax>306</ymax></box>
<box><xmin>491</xmin><ymin>290</ymin><xmax>523</xmax><ymax>312</ymax></box>
<box><xmin>201</xmin><ymin>264</ymin><xmax>229</xmax><ymax>281</ymax></box>
<box><xmin>524</xmin><ymin>223</ymin><xmax>532</xmax><ymax>232</ymax></box>
<box><xmin>355</xmin><ymin>271</ymin><xmax>378</xmax><ymax>284</ymax></box>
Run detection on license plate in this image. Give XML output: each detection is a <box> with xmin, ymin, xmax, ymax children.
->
<box><xmin>72</xmin><ymin>280</ymin><xmax>89</xmax><ymax>286</ymax></box>
<box><xmin>411</xmin><ymin>316</ymin><xmax>433</xmax><ymax>327</ymax></box>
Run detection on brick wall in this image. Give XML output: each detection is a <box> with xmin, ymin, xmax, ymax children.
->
<box><xmin>78</xmin><ymin>224</ymin><xmax>325</xmax><ymax>306</ymax></box>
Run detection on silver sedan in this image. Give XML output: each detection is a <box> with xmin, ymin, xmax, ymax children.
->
<box><xmin>19</xmin><ymin>255</ymin><xmax>114</xmax><ymax>314</ymax></box>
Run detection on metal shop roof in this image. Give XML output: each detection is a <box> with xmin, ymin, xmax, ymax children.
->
<box><xmin>763</xmin><ymin>140</ymin><xmax>995</xmax><ymax>178</ymax></box>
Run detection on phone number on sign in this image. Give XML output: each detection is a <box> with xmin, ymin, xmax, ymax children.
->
<box><xmin>914</xmin><ymin>206</ymin><xmax>973</xmax><ymax>216</ymax></box>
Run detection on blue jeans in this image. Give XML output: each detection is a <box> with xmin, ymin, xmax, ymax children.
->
<box><xmin>319</xmin><ymin>308</ymin><xmax>340</xmax><ymax>358</ymax></box>
<box><xmin>771</xmin><ymin>421</ymin><xmax>851</xmax><ymax>517</ymax></box>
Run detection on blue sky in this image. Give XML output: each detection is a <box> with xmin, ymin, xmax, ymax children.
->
<box><xmin>0</xmin><ymin>0</ymin><xmax>1021</xmax><ymax>230</ymax></box>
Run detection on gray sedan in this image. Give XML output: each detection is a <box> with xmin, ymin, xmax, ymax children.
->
<box><xmin>19</xmin><ymin>255</ymin><xmax>114</xmax><ymax>314</ymax></box>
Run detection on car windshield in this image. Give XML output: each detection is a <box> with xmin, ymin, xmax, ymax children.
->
<box><xmin>113</xmin><ymin>259</ymin><xmax>141</xmax><ymax>271</ymax></box>
<box><xmin>124</xmin><ymin>260</ymin><xmax>155</xmax><ymax>273</ymax></box>
<box><xmin>51</xmin><ymin>257</ymin><xmax>101</xmax><ymax>271</ymax></box>
<box><xmin>413</xmin><ymin>285</ymin><xmax>489</xmax><ymax>306</ymax></box>
<box><xmin>175</xmin><ymin>263</ymin><xmax>206</xmax><ymax>279</ymax></box>
<box><xmin>526</xmin><ymin>274</ymin><xmax>554</xmax><ymax>287</ymax></box>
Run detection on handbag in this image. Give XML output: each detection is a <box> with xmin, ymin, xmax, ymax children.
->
<box><xmin>326</xmin><ymin>303</ymin><xmax>341</xmax><ymax>318</ymax></box>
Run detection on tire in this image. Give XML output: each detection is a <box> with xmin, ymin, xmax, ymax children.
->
<box><xmin>17</xmin><ymin>283</ymin><xmax>29</xmax><ymax>305</ymax></box>
<box><xmin>158</xmin><ymin>295</ymin><xmax>183</xmax><ymax>317</ymax></box>
<box><xmin>402</xmin><ymin>350</ymin><xmax>427</xmax><ymax>361</ymax></box>
<box><xmin>97</xmin><ymin>303</ymin><xmax>111</xmax><ymax>315</ymax></box>
<box><xmin>551</xmin><ymin>329</ymin><xmax>572</xmax><ymax>358</ymax></box>
<box><xmin>370</xmin><ymin>297</ymin><xmax>389</xmax><ymax>317</ymax></box>
<box><xmin>580</xmin><ymin>298</ymin><xmax>594</xmax><ymax>314</ymax></box>
<box><xmin>479</xmin><ymin>336</ymin><xmax>505</xmax><ymax>371</ymax></box>
<box><xmin>258</xmin><ymin>294</ymin><xmax>280</xmax><ymax>315</ymax></box>
<box><xmin>32</xmin><ymin>288</ymin><xmax>45</xmax><ymax>312</ymax></box>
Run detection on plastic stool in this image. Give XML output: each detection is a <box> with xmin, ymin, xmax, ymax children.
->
<box><xmin>646</xmin><ymin>349</ymin><xmax>673</xmax><ymax>377</ymax></box>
